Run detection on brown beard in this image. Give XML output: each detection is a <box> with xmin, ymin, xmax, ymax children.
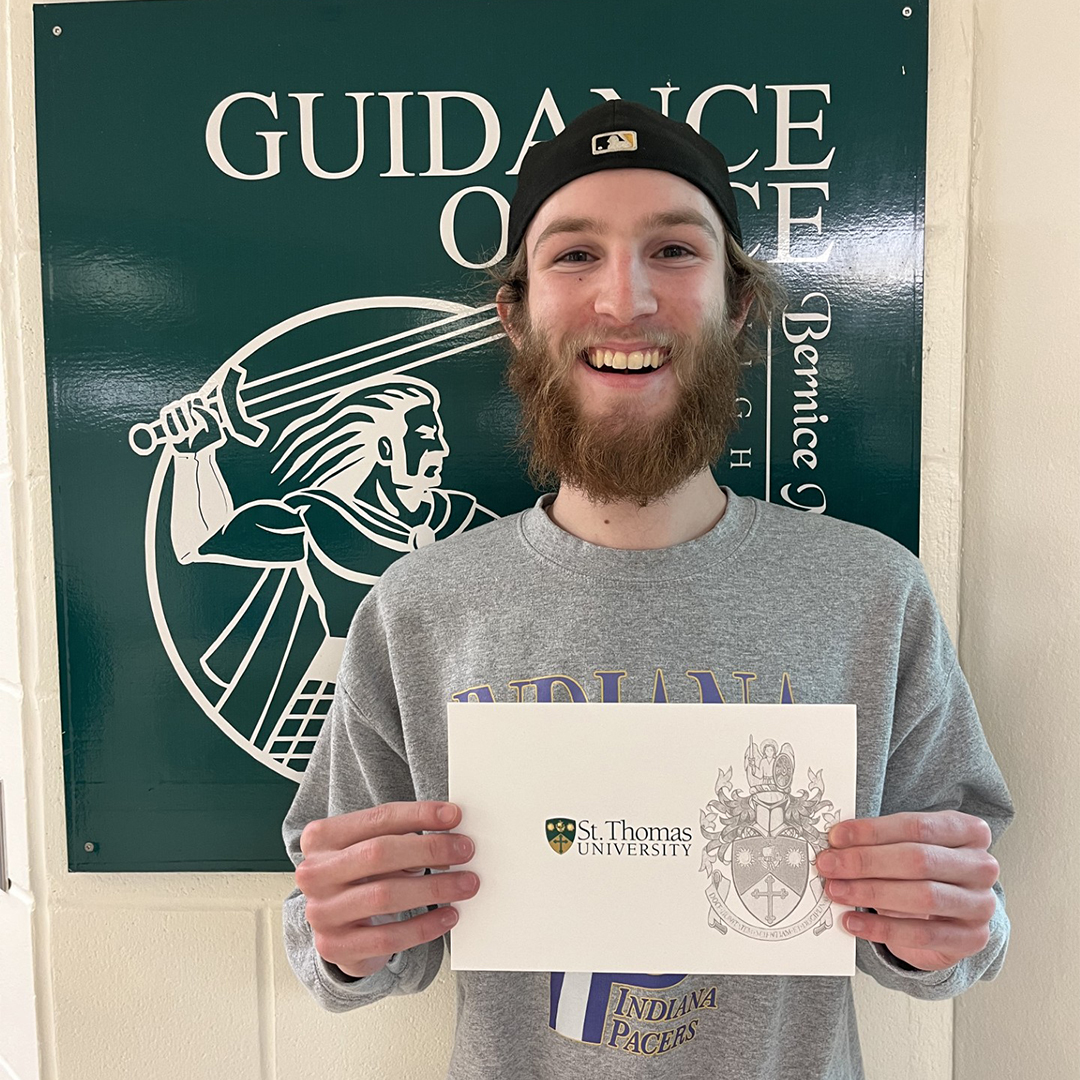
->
<box><xmin>506</xmin><ymin>309</ymin><xmax>743</xmax><ymax>506</ymax></box>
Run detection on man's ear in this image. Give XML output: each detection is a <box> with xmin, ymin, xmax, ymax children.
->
<box><xmin>496</xmin><ymin>285</ymin><xmax>524</xmax><ymax>349</ymax></box>
<box><xmin>376</xmin><ymin>435</ymin><xmax>393</xmax><ymax>464</ymax></box>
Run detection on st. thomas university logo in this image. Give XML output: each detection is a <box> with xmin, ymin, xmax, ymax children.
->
<box><xmin>546</xmin><ymin>818</ymin><xmax>577</xmax><ymax>854</ymax></box>
<box><xmin>131</xmin><ymin>297</ymin><xmax>502</xmax><ymax>780</ymax></box>
<box><xmin>699</xmin><ymin>737</ymin><xmax>840</xmax><ymax>940</ymax></box>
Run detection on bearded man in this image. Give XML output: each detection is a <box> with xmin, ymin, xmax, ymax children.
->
<box><xmin>282</xmin><ymin>102</ymin><xmax>1011</xmax><ymax>1079</ymax></box>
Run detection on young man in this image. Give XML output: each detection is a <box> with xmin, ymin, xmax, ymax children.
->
<box><xmin>282</xmin><ymin>101</ymin><xmax>1011</xmax><ymax>1078</ymax></box>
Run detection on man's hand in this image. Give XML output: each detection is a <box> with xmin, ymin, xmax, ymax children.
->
<box><xmin>295</xmin><ymin>801</ymin><xmax>478</xmax><ymax>979</ymax></box>
<box><xmin>816</xmin><ymin>811</ymin><xmax>999</xmax><ymax>972</ymax></box>
<box><xmin>159</xmin><ymin>394</ymin><xmax>226</xmax><ymax>456</ymax></box>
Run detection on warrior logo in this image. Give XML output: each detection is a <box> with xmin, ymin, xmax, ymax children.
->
<box><xmin>130</xmin><ymin>297</ymin><xmax>502</xmax><ymax>780</ymax></box>
<box><xmin>546</xmin><ymin>818</ymin><xmax>576</xmax><ymax>854</ymax></box>
<box><xmin>699</xmin><ymin>736</ymin><xmax>840</xmax><ymax>940</ymax></box>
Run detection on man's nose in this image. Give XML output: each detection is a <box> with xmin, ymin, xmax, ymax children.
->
<box><xmin>592</xmin><ymin>253</ymin><xmax>658</xmax><ymax>323</ymax></box>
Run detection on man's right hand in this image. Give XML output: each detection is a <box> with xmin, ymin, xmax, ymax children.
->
<box><xmin>159</xmin><ymin>394</ymin><xmax>226</xmax><ymax>456</ymax></box>
<box><xmin>295</xmin><ymin>801</ymin><xmax>478</xmax><ymax>979</ymax></box>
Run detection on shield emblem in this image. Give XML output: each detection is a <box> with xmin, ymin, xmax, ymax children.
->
<box><xmin>730</xmin><ymin>836</ymin><xmax>809</xmax><ymax>925</ymax></box>
<box><xmin>546</xmin><ymin>818</ymin><xmax>577</xmax><ymax>854</ymax></box>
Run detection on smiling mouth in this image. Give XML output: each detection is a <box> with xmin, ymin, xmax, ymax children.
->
<box><xmin>582</xmin><ymin>346</ymin><xmax>669</xmax><ymax>374</ymax></box>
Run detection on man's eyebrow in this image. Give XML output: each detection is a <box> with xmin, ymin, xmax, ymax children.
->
<box><xmin>530</xmin><ymin>209</ymin><xmax>721</xmax><ymax>256</ymax></box>
<box><xmin>640</xmin><ymin>210</ymin><xmax>720</xmax><ymax>245</ymax></box>
<box><xmin>531</xmin><ymin>216</ymin><xmax>605</xmax><ymax>255</ymax></box>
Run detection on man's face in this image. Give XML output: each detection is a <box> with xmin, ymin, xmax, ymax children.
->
<box><xmin>387</xmin><ymin>403</ymin><xmax>448</xmax><ymax>492</ymax></box>
<box><xmin>502</xmin><ymin>168</ymin><xmax>745</xmax><ymax>504</ymax></box>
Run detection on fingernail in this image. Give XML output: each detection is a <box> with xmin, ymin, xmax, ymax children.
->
<box><xmin>454</xmin><ymin>837</ymin><xmax>474</xmax><ymax>860</ymax></box>
<box><xmin>816</xmin><ymin>852</ymin><xmax>837</xmax><ymax>873</ymax></box>
<box><xmin>829</xmin><ymin>879</ymin><xmax>850</xmax><ymax>899</ymax></box>
<box><xmin>440</xmin><ymin>908</ymin><xmax>459</xmax><ymax>928</ymax></box>
<box><xmin>829</xmin><ymin>825</ymin><xmax>850</xmax><ymax>846</ymax></box>
<box><xmin>437</xmin><ymin>804</ymin><xmax>457</xmax><ymax>824</ymax></box>
<box><xmin>845</xmin><ymin>914</ymin><xmax>866</xmax><ymax>934</ymax></box>
<box><xmin>460</xmin><ymin>872</ymin><xmax>479</xmax><ymax>892</ymax></box>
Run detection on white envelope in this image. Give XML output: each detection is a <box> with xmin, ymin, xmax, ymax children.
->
<box><xmin>447</xmin><ymin>702</ymin><xmax>856</xmax><ymax>976</ymax></box>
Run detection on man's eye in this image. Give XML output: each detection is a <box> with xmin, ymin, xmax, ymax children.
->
<box><xmin>556</xmin><ymin>250</ymin><xmax>592</xmax><ymax>263</ymax></box>
<box><xmin>658</xmin><ymin>244</ymin><xmax>693</xmax><ymax>258</ymax></box>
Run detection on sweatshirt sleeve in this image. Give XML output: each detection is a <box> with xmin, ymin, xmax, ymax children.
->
<box><xmin>855</xmin><ymin>564</ymin><xmax>1014</xmax><ymax>999</ymax></box>
<box><xmin>281</xmin><ymin>592</ymin><xmax>445</xmax><ymax>1012</ymax></box>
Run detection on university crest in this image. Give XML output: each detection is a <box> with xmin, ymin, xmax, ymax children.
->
<box><xmin>699</xmin><ymin>737</ymin><xmax>840</xmax><ymax>940</ymax></box>
<box><xmin>546</xmin><ymin>818</ymin><xmax>576</xmax><ymax>854</ymax></box>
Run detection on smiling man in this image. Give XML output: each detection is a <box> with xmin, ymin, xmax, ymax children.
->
<box><xmin>282</xmin><ymin>101</ymin><xmax>1012</xmax><ymax>1079</ymax></box>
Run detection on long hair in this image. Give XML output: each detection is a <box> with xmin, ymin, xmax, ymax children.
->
<box><xmin>271</xmin><ymin>376</ymin><xmax>439</xmax><ymax>493</ymax></box>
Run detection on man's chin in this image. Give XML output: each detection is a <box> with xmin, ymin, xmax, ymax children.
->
<box><xmin>561</xmin><ymin>477</ymin><xmax>694</xmax><ymax>508</ymax></box>
<box><xmin>555</xmin><ymin>446</ymin><xmax>706</xmax><ymax>507</ymax></box>
<box><xmin>393</xmin><ymin>480</ymin><xmax>436</xmax><ymax>500</ymax></box>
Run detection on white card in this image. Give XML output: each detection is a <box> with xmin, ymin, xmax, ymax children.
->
<box><xmin>447</xmin><ymin>702</ymin><xmax>857</xmax><ymax>976</ymax></box>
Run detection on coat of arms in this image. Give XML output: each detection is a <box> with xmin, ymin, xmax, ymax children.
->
<box><xmin>699</xmin><ymin>737</ymin><xmax>840</xmax><ymax>940</ymax></box>
<box><xmin>546</xmin><ymin>818</ymin><xmax>577</xmax><ymax>854</ymax></box>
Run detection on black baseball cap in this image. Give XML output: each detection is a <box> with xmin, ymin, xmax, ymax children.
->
<box><xmin>507</xmin><ymin>100</ymin><xmax>743</xmax><ymax>255</ymax></box>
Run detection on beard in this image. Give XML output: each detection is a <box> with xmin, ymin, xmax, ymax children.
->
<box><xmin>506</xmin><ymin>307</ymin><xmax>744</xmax><ymax>506</ymax></box>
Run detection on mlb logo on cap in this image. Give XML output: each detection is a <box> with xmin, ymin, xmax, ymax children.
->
<box><xmin>507</xmin><ymin>101</ymin><xmax>745</xmax><ymax>253</ymax></box>
<box><xmin>591</xmin><ymin>129</ymin><xmax>638</xmax><ymax>155</ymax></box>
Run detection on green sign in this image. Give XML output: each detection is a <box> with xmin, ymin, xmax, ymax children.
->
<box><xmin>33</xmin><ymin>0</ymin><xmax>928</xmax><ymax>870</ymax></box>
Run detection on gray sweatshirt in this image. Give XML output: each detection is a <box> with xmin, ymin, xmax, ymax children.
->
<box><xmin>283</xmin><ymin>490</ymin><xmax>1012</xmax><ymax>1079</ymax></box>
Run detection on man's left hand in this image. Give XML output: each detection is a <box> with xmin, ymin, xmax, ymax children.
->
<box><xmin>815</xmin><ymin>811</ymin><xmax>1000</xmax><ymax>972</ymax></box>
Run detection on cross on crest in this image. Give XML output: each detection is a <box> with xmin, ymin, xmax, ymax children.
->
<box><xmin>750</xmin><ymin>875</ymin><xmax>790</xmax><ymax>925</ymax></box>
<box><xmin>546</xmin><ymin>817</ymin><xmax>576</xmax><ymax>855</ymax></box>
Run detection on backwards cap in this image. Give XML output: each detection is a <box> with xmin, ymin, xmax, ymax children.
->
<box><xmin>507</xmin><ymin>100</ymin><xmax>743</xmax><ymax>255</ymax></box>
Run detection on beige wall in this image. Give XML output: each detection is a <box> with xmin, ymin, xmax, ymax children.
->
<box><xmin>0</xmin><ymin>1</ymin><xmax>1074</xmax><ymax>1078</ymax></box>
<box><xmin>953</xmin><ymin>0</ymin><xmax>1080</xmax><ymax>1077</ymax></box>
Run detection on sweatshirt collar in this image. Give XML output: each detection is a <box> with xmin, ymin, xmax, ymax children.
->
<box><xmin>518</xmin><ymin>486</ymin><xmax>756</xmax><ymax>582</ymax></box>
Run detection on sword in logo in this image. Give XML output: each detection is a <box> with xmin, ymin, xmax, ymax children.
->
<box><xmin>128</xmin><ymin>303</ymin><xmax>504</xmax><ymax>456</ymax></box>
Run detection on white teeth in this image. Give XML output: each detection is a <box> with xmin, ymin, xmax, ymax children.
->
<box><xmin>587</xmin><ymin>347</ymin><xmax>666</xmax><ymax>370</ymax></box>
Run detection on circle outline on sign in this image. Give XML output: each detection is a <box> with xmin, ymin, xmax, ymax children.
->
<box><xmin>144</xmin><ymin>295</ymin><xmax>477</xmax><ymax>781</ymax></box>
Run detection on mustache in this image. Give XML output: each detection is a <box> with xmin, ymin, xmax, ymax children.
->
<box><xmin>522</xmin><ymin>324</ymin><xmax>701</xmax><ymax>396</ymax></box>
<box><xmin>561</xmin><ymin>328</ymin><xmax>681</xmax><ymax>351</ymax></box>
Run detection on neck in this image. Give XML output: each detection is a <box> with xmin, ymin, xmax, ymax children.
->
<box><xmin>546</xmin><ymin>469</ymin><xmax>727</xmax><ymax>550</ymax></box>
